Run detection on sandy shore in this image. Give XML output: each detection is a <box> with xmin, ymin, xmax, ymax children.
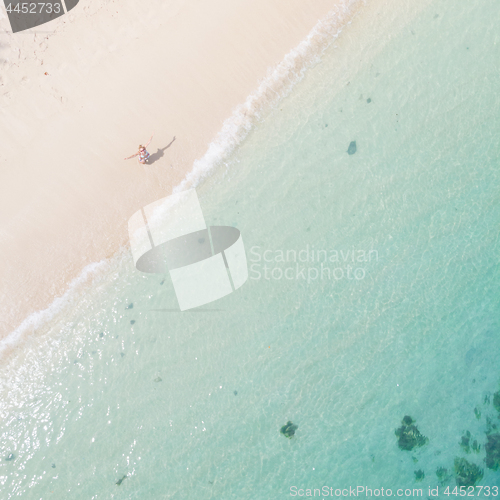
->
<box><xmin>0</xmin><ymin>0</ymin><xmax>363</xmax><ymax>337</ymax></box>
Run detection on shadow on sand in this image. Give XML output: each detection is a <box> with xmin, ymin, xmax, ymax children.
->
<box><xmin>147</xmin><ymin>136</ymin><xmax>176</xmax><ymax>165</ymax></box>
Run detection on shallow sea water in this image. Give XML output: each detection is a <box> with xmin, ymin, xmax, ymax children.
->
<box><xmin>1</xmin><ymin>0</ymin><xmax>500</xmax><ymax>498</ymax></box>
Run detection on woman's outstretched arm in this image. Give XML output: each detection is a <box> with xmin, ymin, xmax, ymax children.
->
<box><xmin>144</xmin><ymin>133</ymin><xmax>154</xmax><ymax>148</ymax></box>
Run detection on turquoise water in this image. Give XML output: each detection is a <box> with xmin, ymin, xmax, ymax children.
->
<box><xmin>1</xmin><ymin>0</ymin><xmax>500</xmax><ymax>498</ymax></box>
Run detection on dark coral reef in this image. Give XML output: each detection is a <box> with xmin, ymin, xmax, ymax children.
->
<box><xmin>459</xmin><ymin>430</ymin><xmax>481</xmax><ymax>454</ymax></box>
<box><xmin>436</xmin><ymin>466</ymin><xmax>451</xmax><ymax>485</ymax></box>
<box><xmin>280</xmin><ymin>421</ymin><xmax>298</xmax><ymax>439</ymax></box>
<box><xmin>395</xmin><ymin>416</ymin><xmax>428</xmax><ymax>451</ymax></box>
<box><xmin>485</xmin><ymin>433</ymin><xmax>500</xmax><ymax>471</ymax></box>
<box><xmin>454</xmin><ymin>458</ymin><xmax>483</xmax><ymax>487</ymax></box>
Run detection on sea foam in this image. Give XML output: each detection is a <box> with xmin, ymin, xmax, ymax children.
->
<box><xmin>0</xmin><ymin>260</ymin><xmax>108</xmax><ymax>358</ymax></box>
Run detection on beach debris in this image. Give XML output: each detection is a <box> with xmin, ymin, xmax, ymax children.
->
<box><xmin>436</xmin><ymin>466</ymin><xmax>451</xmax><ymax>485</ymax></box>
<box><xmin>454</xmin><ymin>458</ymin><xmax>483</xmax><ymax>487</ymax></box>
<box><xmin>414</xmin><ymin>469</ymin><xmax>425</xmax><ymax>482</ymax></box>
<box><xmin>367</xmin><ymin>98</ymin><xmax>372</xmax><ymax>103</ymax></box>
<box><xmin>233</xmin><ymin>390</ymin><xmax>238</xmax><ymax>396</ymax></box>
<box><xmin>347</xmin><ymin>141</ymin><xmax>357</xmax><ymax>155</ymax></box>
<box><xmin>154</xmin><ymin>377</ymin><xmax>162</xmax><ymax>383</ymax></box>
<box><xmin>130</xmin><ymin>320</ymin><xmax>135</xmax><ymax>325</ymax></box>
<box><xmin>395</xmin><ymin>415</ymin><xmax>428</xmax><ymax>451</ymax></box>
<box><xmin>280</xmin><ymin>421</ymin><xmax>298</xmax><ymax>439</ymax></box>
<box><xmin>99</xmin><ymin>332</ymin><xmax>104</xmax><ymax>338</ymax></box>
<box><xmin>126</xmin><ymin>303</ymin><xmax>133</xmax><ymax>309</ymax></box>
<box><xmin>485</xmin><ymin>433</ymin><xmax>500</xmax><ymax>470</ymax></box>
<box><xmin>116</xmin><ymin>475</ymin><xmax>128</xmax><ymax>486</ymax></box>
<box><xmin>120</xmin><ymin>352</ymin><xmax>125</xmax><ymax>358</ymax></box>
<box><xmin>160</xmin><ymin>280</ymin><xmax>165</xmax><ymax>285</ymax></box>
<box><xmin>4</xmin><ymin>453</ymin><xmax>15</xmax><ymax>461</ymax></box>
<box><xmin>51</xmin><ymin>463</ymin><xmax>56</xmax><ymax>468</ymax></box>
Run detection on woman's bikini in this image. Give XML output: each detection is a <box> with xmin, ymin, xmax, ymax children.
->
<box><xmin>138</xmin><ymin>148</ymin><xmax>150</xmax><ymax>163</ymax></box>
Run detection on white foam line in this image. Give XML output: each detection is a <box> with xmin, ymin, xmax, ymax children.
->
<box><xmin>173</xmin><ymin>0</ymin><xmax>362</xmax><ymax>194</ymax></box>
<box><xmin>0</xmin><ymin>260</ymin><xmax>108</xmax><ymax>357</ymax></box>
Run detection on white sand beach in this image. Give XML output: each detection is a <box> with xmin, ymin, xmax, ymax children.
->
<box><xmin>0</xmin><ymin>0</ymin><xmax>359</xmax><ymax>337</ymax></box>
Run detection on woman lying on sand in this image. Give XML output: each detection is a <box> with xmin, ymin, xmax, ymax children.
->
<box><xmin>124</xmin><ymin>133</ymin><xmax>154</xmax><ymax>164</ymax></box>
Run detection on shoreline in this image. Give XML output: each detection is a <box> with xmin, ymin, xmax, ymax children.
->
<box><xmin>0</xmin><ymin>0</ymin><xmax>360</xmax><ymax>339</ymax></box>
